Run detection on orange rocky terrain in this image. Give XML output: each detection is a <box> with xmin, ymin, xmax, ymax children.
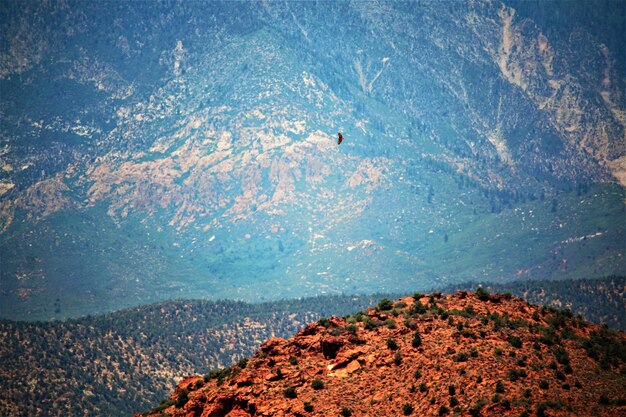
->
<box><xmin>139</xmin><ymin>290</ymin><xmax>626</xmax><ymax>417</ymax></box>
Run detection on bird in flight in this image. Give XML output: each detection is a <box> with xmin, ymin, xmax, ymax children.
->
<box><xmin>338</xmin><ymin>132</ymin><xmax>344</xmax><ymax>145</ymax></box>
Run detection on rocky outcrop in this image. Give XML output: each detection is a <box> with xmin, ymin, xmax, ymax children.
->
<box><xmin>139</xmin><ymin>292</ymin><xmax>626</xmax><ymax>417</ymax></box>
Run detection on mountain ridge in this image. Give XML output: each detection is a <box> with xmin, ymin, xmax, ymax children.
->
<box><xmin>1</xmin><ymin>276</ymin><xmax>624</xmax><ymax>417</ymax></box>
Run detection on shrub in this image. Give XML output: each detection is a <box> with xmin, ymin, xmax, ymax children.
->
<box><xmin>476</xmin><ymin>375</ymin><xmax>483</xmax><ymax>383</ymax></box>
<box><xmin>540</xmin><ymin>327</ymin><xmax>561</xmax><ymax>346</ymax></box>
<box><xmin>414</xmin><ymin>369</ymin><xmax>422</xmax><ymax>379</ymax></box>
<box><xmin>453</xmin><ymin>352</ymin><xmax>469</xmax><ymax>362</ymax></box>
<box><xmin>340</xmin><ymin>407</ymin><xmax>352</xmax><ymax>416</ymax></box>
<box><xmin>387</xmin><ymin>338</ymin><xmax>399</xmax><ymax>350</ymax></box>
<box><xmin>450</xmin><ymin>396</ymin><xmax>459</xmax><ymax>407</ymax></box>
<box><xmin>343</xmin><ymin>324</ymin><xmax>357</xmax><ymax>334</ymax></box>
<box><xmin>411</xmin><ymin>301</ymin><xmax>427</xmax><ymax>315</ymax></box>
<box><xmin>204</xmin><ymin>367</ymin><xmax>232</xmax><ymax>384</ymax></box>
<box><xmin>144</xmin><ymin>398</ymin><xmax>176</xmax><ymax>415</ymax></box>
<box><xmin>501</xmin><ymin>398</ymin><xmax>511</xmax><ymax>410</ymax></box>
<box><xmin>194</xmin><ymin>379</ymin><xmax>204</xmax><ymax>390</ymax></box>
<box><xmin>284</xmin><ymin>387</ymin><xmax>297</xmax><ymax>398</ymax></box>
<box><xmin>495</xmin><ymin>380</ymin><xmax>505</xmax><ymax>393</ymax></box>
<box><xmin>554</xmin><ymin>347</ymin><xmax>570</xmax><ymax>365</ymax></box>
<box><xmin>494</xmin><ymin>348</ymin><xmax>503</xmax><ymax>356</ymax></box>
<box><xmin>176</xmin><ymin>389</ymin><xmax>189</xmax><ymax>408</ymax></box>
<box><xmin>419</xmin><ymin>382</ymin><xmax>428</xmax><ymax>392</ymax></box>
<box><xmin>402</xmin><ymin>403</ymin><xmax>414</xmax><ymax>415</ymax></box>
<box><xmin>536</xmin><ymin>403</ymin><xmax>548</xmax><ymax>417</ymax></box>
<box><xmin>395</xmin><ymin>301</ymin><xmax>407</xmax><ymax>309</ymax></box>
<box><xmin>508</xmin><ymin>336</ymin><xmax>523</xmax><ymax>348</ymax></box>
<box><xmin>385</xmin><ymin>319</ymin><xmax>397</xmax><ymax>329</ymax></box>
<box><xmin>364</xmin><ymin>318</ymin><xmax>379</xmax><ymax>330</ymax></box>
<box><xmin>476</xmin><ymin>287</ymin><xmax>490</xmax><ymax>301</ymax></box>
<box><xmin>412</xmin><ymin>330</ymin><xmax>422</xmax><ymax>348</ymax></box>
<box><xmin>289</xmin><ymin>356</ymin><xmax>298</xmax><ymax>366</ymax></box>
<box><xmin>539</xmin><ymin>380</ymin><xmax>549</xmax><ymax>389</ymax></box>
<box><xmin>508</xmin><ymin>369</ymin><xmax>526</xmax><ymax>381</ymax></box>
<box><xmin>311</xmin><ymin>379</ymin><xmax>324</xmax><ymax>390</ymax></box>
<box><xmin>303</xmin><ymin>402</ymin><xmax>313</xmax><ymax>412</ymax></box>
<box><xmin>448</xmin><ymin>385</ymin><xmax>456</xmax><ymax>395</ymax></box>
<box><xmin>394</xmin><ymin>351</ymin><xmax>403</xmax><ymax>365</ymax></box>
<box><xmin>378</xmin><ymin>298</ymin><xmax>394</xmax><ymax>311</ymax></box>
<box><xmin>438</xmin><ymin>405</ymin><xmax>450</xmax><ymax>415</ymax></box>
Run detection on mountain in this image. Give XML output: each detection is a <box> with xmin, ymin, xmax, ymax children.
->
<box><xmin>1</xmin><ymin>276</ymin><xmax>623</xmax><ymax>417</ymax></box>
<box><xmin>1</xmin><ymin>0</ymin><xmax>624</xmax><ymax>320</ymax></box>
<box><xmin>139</xmin><ymin>290</ymin><xmax>626</xmax><ymax>417</ymax></box>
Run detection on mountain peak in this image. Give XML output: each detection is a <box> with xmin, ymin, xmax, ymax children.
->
<box><xmin>139</xmin><ymin>291</ymin><xmax>626</xmax><ymax>417</ymax></box>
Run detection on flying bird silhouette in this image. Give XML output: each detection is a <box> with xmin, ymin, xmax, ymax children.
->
<box><xmin>337</xmin><ymin>132</ymin><xmax>344</xmax><ymax>145</ymax></box>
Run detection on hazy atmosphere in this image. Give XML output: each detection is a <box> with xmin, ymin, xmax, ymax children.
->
<box><xmin>1</xmin><ymin>0</ymin><xmax>624</xmax><ymax>321</ymax></box>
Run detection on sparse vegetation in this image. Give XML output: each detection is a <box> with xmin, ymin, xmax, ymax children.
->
<box><xmin>311</xmin><ymin>379</ymin><xmax>324</xmax><ymax>390</ymax></box>
<box><xmin>476</xmin><ymin>287</ymin><xmax>490</xmax><ymax>301</ymax></box>
<box><xmin>387</xmin><ymin>338</ymin><xmax>399</xmax><ymax>350</ymax></box>
<box><xmin>412</xmin><ymin>330</ymin><xmax>422</xmax><ymax>348</ymax></box>
<box><xmin>508</xmin><ymin>335</ymin><xmax>523</xmax><ymax>348</ymax></box>
<box><xmin>377</xmin><ymin>298</ymin><xmax>394</xmax><ymax>311</ymax></box>
<box><xmin>495</xmin><ymin>380</ymin><xmax>505</xmax><ymax>393</ymax></box>
<box><xmin>175</xmin><ymin>389</ymin><xmax>188</xmax><ymax>409</ymax></box>
<box><xmin>284</xmin><ymin>387</ymin><xmax>297</xmax><ymax>399</ymax></box>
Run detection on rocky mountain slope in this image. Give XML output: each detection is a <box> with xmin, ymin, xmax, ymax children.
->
<box><xmin>140</xmin><ymin>290</ymin><xmax>626</xmax><ymax>417</ymax></box>
<box><xmin>1</xmin><ymin>1</ymin><xmax>625</xmax><ymax>320</ymax></box>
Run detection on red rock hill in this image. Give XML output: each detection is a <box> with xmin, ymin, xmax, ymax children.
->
<box><xmin>139</xmin><ymin>291</ymin><xmax>626</xmax><ymax>417</ymax></box>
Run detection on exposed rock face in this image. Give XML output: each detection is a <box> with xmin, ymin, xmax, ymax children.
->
<box><xmin>139</xmin><ymin>292</ymin><xmax>626</xmax><ymax>417</ymax></box>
